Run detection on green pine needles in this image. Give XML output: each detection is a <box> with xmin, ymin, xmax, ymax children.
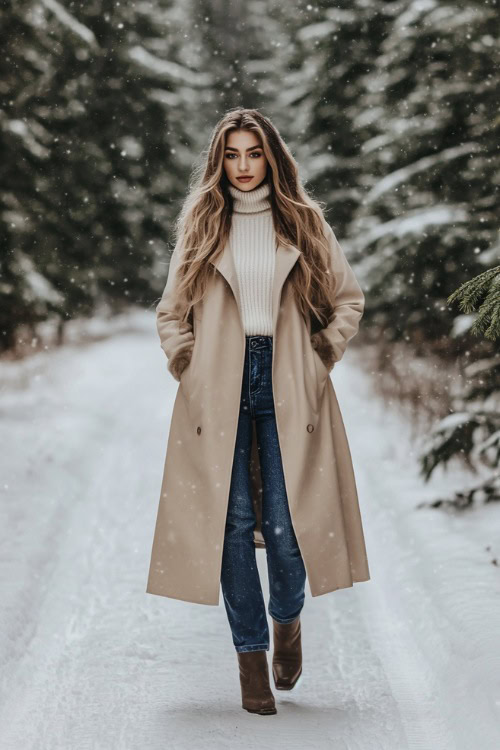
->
<box><xmin>447</xmin><ymin>265</ymin><xmax>500</xmax><ymax>342</ymax></box>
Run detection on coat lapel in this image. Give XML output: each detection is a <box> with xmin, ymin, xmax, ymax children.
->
<box><xmin>209</xmin><ymin>239</ymin><xmax>301</xmax><ymax>335</ymax></box>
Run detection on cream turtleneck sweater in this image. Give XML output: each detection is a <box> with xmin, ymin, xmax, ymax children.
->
<box><xmin>228</xmin><ymin>179</ymin><xmax>276</xmax><ymax>336</ymax></box>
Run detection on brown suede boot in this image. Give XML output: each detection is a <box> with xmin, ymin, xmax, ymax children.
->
<box><xmin>237</xmin><ymin>650</ymin><xmax>277</xmax><ymax>715</ymax></box>
<box><xmin>272</xmin><ymin>616</ymin><xmax>302</xmax><ymax>690</ymax></box>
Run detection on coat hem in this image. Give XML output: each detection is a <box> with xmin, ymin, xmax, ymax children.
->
<box><xmin>310</xmin><ymin>574</ymin><xmax>371</xmax><ymax>597</ymax></box>
<box><xmin>145</xmin><ymin>585</ymin><xmax>219</xmax><ymax>606</ymax></box>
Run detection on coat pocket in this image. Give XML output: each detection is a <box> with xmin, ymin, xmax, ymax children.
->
<box><xmin>312</xmin><ymin>344</ymin><xmax>330</xmax><ymax>386</ymax></box>
<box><xmin>306</xmin><ymin>336</ymin><xmax>330</xmax><ymax>414</ymax></box>
<box><xmin>168</xmin><ymin>348</ymin><xmax>193</xmax><ymax>382</ymax></box>
<box><xmin>310</xmin><ymin>330</ymin><xmax>336</xmax><ymax>374</ymax></box>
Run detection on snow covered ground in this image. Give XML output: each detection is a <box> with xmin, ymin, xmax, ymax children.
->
<box><xmin>1</xmin><ymin>309</ymin><xmax>499</xmax><ymax>750</ymax></box>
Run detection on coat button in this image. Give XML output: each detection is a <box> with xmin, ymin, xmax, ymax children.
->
<box><xmin>197</xmin><ymin>426</ymin><xmax>201</xmax><ymax>435</ymax></box>
<box><xmin>307</xmin><ymin>424</ymin><xmax>314</xmax><ymax>433</ymax></box>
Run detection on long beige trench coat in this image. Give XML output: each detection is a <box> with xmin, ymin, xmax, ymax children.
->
<box><xmin>146</xmin><ymin>217</ymin><xmax>370</xmax><ymax>605</ymax></box>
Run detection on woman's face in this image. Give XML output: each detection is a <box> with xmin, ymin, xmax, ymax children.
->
<box><xmin>223</xmin><ymin>129</ymin><xmax>268</xmax><ymax>191</ymax></box>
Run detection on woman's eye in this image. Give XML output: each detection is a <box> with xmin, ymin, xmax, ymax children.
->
<box><xmin>225</xmin><ymin>152</ymin><xmax>262</xmax><ymax>158</ymax></box>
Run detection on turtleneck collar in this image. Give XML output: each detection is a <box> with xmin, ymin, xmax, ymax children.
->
<box><xmin>228</xmin><ymin>179</ymin><xmax>272</xmax><ymax>214</ymax></box>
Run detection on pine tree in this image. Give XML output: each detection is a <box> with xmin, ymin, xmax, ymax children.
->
<box><xmin>0</xmin><ymin>0</ymin><xmax>203</xmax><ymax>353</ymax></box>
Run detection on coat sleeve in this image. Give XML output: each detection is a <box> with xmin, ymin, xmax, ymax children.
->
<box><xmin>156</xmin><ymin>236</ymin><xmax>195</xmax><ymax>382</ymax></box>
<box><xmin>310</xmin><ymin>221</ymin><xmax>365</xmax><ymax>371</ymax></box>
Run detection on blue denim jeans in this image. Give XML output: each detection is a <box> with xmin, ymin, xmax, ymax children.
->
<box><xmin>220</xmin><ymin>335</ymin><xmax>307</xmax><ymax>653</ymax></box>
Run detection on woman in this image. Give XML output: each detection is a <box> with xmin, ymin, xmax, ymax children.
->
<box><xmin>146</xmin><ymin>107</ymin><xmax>371</xmax><ymax>715</ymax></box>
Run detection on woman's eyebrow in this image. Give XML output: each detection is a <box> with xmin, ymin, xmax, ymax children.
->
<box><xmin>224</xmin><ymin>145</ymin><xmax>262</xmax><ymax>152</ymax></box>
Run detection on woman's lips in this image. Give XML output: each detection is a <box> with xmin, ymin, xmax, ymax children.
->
<box><xmin>237</xmin><ymin>176</ymin><xmax>253</xmax><ymax>181</ymax></box>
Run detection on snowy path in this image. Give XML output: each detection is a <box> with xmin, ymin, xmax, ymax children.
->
<box><xmin>1</xmin><ymin>310</ymin><xmax>499</xmax><ymax>750</ymax></box>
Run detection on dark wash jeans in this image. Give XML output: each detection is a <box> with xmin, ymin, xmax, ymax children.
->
<box><xmin>220</xmin><ymin>335</ymin><xmax>307</xmax><ymax>653</ymax></box>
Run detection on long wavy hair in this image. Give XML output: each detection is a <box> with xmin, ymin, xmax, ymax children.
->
<box><xmin>170</xmin><ymin>107</ymin><xmax>337</xmax><ymax>331</ymax></box>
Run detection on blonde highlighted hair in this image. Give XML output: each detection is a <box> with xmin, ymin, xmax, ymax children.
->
<box><xmin>170</xmin><ymin>106</ymin><xmax>337</xmax><ymax>331</ymax></box>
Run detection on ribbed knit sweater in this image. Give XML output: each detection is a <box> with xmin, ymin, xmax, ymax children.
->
<box><xmin>228</xmin><ymin>179</ymin><xmax>276</xmax><ymax>336</ymax></box>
